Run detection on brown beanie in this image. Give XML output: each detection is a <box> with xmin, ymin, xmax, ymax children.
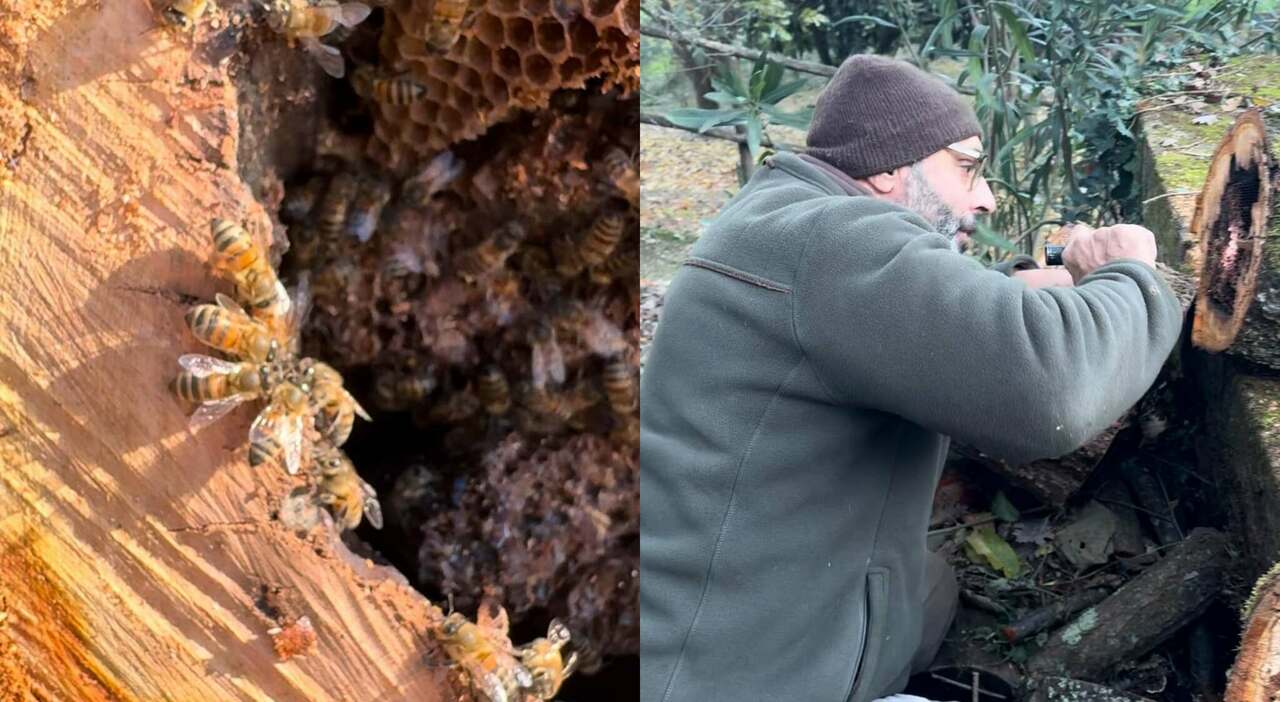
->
<box><xmin>805</xmin><ymin>55</ymin><xmax>981</xmax><ymax>179</ymax></box>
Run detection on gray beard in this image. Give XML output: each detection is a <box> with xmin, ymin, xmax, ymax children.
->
<box><xmin>905</xmin><ymin>163</ymin><xmax>974</xmax><ymax>250</ymax></box>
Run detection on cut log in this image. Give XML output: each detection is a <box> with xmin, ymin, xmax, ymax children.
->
<box><xmin>1024</xmin><ymin>676</ymin><xmax>1153</xmax><ymax>702</ymax></box>
<box><xmin>1025</xmin><ymin>528</ymin><xmax>1231</xmax><ymax>681</ymax></box>
<box><xmin>1225</xmin><ymin>560</ymin><xmax>1280</xmax><ymax>701</ymax></box>
<box><xmin>0</xmin><ymin>2</ymin><xmax>452</xmax><ymax>699</ymax></box>
<box><xmin>1000</xmin><ymin>587</ymin><xmax>1112</xmax><ymax>644</ymax></box>
<box><xmin>950</xmin><ymin>263</ymin><xmax>1195</xmax><ymax>508</ymax></box>
<box><xmin>1190</xmin><ymin>109</ymin><xmax>1280</xmax><ymax>370</ymax></box>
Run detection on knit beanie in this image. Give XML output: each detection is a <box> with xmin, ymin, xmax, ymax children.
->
<box><xmin>806</xmin><ymin>55</ymin><xmax>981</xmax><ymax>179</ymax></box>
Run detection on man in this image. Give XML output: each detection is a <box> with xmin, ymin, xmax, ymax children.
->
<box><xmin>640</xmin><ymin>54</ymin><xmax>1183</xmax><ymax>702</ymax></box>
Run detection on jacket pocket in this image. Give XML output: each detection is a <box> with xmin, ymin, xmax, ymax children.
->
<box><xmin>846</xmin><ymin>567</ymin><xmax>890</xmax><ymax>702</ymax></box>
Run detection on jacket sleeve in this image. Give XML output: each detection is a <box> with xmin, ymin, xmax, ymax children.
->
<box><xmin>791</xmin><ymin>205</ymin><xmax>1183</xmax><ymax>465</ymax></box>
<box><xmin>992</xmin><ymin>253</ymin><xmax>1040</xmax><ymax>277</ymax></box>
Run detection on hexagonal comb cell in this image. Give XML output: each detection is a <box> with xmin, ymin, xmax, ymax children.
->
<box><xmin>374</xmin><ymin>0</ymin><xmax>638</xmax><ymax>163</ymax></box>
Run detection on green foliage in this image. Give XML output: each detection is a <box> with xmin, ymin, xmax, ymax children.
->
<box><xmin>662</xmin><ymin>56</ymin><xmax>813</xmax><ymax>161</ymax></box>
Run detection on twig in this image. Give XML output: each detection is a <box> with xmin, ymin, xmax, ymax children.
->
<box><xmin>928</xmin><ymin>671</ymin><xmax>1008</xmax><ymax>700</ymax></box>
<box><xmin>928</xmin><ymin>506</ymin><xmax>1051</xmax><ymax>537</ymax></box>
<box><xmin>1142</xmin><ymin>189</ymin><xmax>1198</xmax><ymax>205</ymax></box>
<box><xmin>639</xmin><ymin>112</ymin><xmax>803</xmax><ymax>151</ymax></box>
<box><xmin>641</xmin><ymin>23</ymin><xmax>836</xmax><ymax>77</ymax></box>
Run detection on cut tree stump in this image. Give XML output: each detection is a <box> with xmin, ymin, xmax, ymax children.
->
<box><xmin>1226</xmin><ymin>560</ymin><xmax>1280</xmax><ymax>701</ymax></box>
<box><xmin>1190</xmin><ymin>109</ymin><xmax>1280</xmax><ymax>371</ymax></box>
<box><xmin>1025</xmin><ymin>528</ymin><xmax>1231</xmax><ymax>682</ymax></box>
<box><xmin>0</xmin><ymin>2</ymin><xmax>451</xmax><ymax>699</ymax></box>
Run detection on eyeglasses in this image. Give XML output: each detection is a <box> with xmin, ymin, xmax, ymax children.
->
<box><xmin>946</xmin><ymin>144</ymin><xmax>987</xmax><ymax>191</ymax></box>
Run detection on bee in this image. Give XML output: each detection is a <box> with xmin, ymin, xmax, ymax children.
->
<box><xmin>520</xmin><ymin>382</ymin><xmax>599</xmax><ymax>431</ymax></box>
<box><xmin>588</xmin><ymin>245</ymin><xmax>638</xmax><ymax>285</ymax></box>
<box><xmin>345</xmin><ymin>174</ymin><xmax>393</xmax><ymax>244</ymax></box>
<box><xmin>313</xmin><ymin>446</ymin><xmax>383</xmax><ymax>530</ymax></box>
<box><xmin>249</xmin><ymin>377</ymin><xmax>314</xmax><ymax>476</ymax></box>
<box><xmin>602</xmin><ymin>354</ymin><xmax>636</xmax><ymax>415</ymax></box>
<box><xmin>281</xmin><ymin>174</ymin><xmax>329</xmax><ymax>224</ymax></box>
<box><xmin>601</xmin><ymin>146</ymin><xmax>639</xmax><ymax>202</ymax></box>
<box><xmin>185</xmin><ymin>294</ymin><xmax>277</xmax><ymax>363</ymax></box>
<box><xmin>373</xmin><ymin>366</ymin><xmax>437</xmax><ymax>410</ymax></box>
<box><xmin>551</xmin><ymin>236</ymin><xmax>584</xmax><ymax>279</ymax></box>
<box><xmin>264</xmin><ymin>0</ymin><xmax>372</xmax><ymax>78</ymax></box>
<box><xmin>476</xmin><ymin>366</ymin><xmax>511</xmax><ymax>417</ymax></box>
<box><xmin>315</xmin><ymin>171</ymin><xmax>359</xmax><ymax>252</ymax></box>
<box><xmin>579</xmin><ymin>211</ymin><xmax>625</xmax><ymax>269</ymax></box>
<box><xmin>171</xmin><ymin>354</ymin><xmax>266</xmax><ymax>430</ymax></box>
<box><xmin>425</xmin><ymin>0</ymin><xmax>478</xmax><ymax>53</ymax></box>
<box><xmin>422</xmin><ymin>386</ymin><xmax>480</xmax><ymax>424</ymax></box>
<box><xmin>455</xmin><ymin>222</ymin><xmax>525</xmax><ymax>284</ymax></box>
<box><xmin>308</xmin><ymin>361</ymin><xmax>371</xmax><ymax>446</ymax></box>
<box><xmin>210</xmin><ymin>219</ymin><xmax>291</xmax><ymax>323</ymax></box>
<box><xmin>158</xmin><ymin>0</ymin><xmax>208</xmax><ymax>31</ymax></box>
<box><xmin>518</xmin><ymin>620</ymin><xmax>579</xmax><ymax>700</ymax></box>
<box><xmin>529</xmin><ymin>320</ymin><xmax>565</xmax><ymax>390</ymax></box>
<box><xmin>435</xmin><ymin>611</ymin><xmax>531</xmax><ymax>702</ymax></box>
<box><xmin>402</xmin><ymin>151</ymin><xmax>463</xmax><ymax>207</ymax></box>
<box><xmin>352</xmin><ymin>65</ymin><xmax>427</xmax><ymax>105</ymax></box>
<box><xmin>554</xmin><ymin>301</ymin><xmax>627</xmax><ymax>356</ymax></box>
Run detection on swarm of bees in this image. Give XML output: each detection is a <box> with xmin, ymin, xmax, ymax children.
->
<box><xmin>171</xmin><ymin>219</ymin><xmax>382</xmax><ymax>532</ymax></box>
<box><xmin>434</xmin><ymin>598</ymin><xmax>578</xmax><ymax>702</ymax></box>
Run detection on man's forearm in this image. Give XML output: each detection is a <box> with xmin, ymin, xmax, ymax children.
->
<box><xmin>1013</xmin><ymin>268</ymin><xmax>1075</xmax><ymax>288</ymax></box>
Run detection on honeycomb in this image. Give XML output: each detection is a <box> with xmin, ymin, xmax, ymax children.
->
<box><xmin>280</xmin><ymin>85</ymin><xmax>638</xmax><ymax>675</ymax></box>
<box><xmin>369</xmin><ymin>0</ymin><xmax>640</xmax><ymax>167</ymax></box>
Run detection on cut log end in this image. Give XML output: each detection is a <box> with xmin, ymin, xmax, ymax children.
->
<box><xmin>1191</xmin><ymin>109</ymin><xmax>1275</xmax><ymax>353</ymax></box>
<box><xmin>1226</xmin><ymin>559</ymin><xmax>1280</xmax><ymax>702</ymax></box>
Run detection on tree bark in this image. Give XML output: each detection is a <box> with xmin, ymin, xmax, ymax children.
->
<box><xmin>1025</xmin><ymin>528</ymin><xmax>1231</xmax><ymax>682</ymax></box>
<box><xmin>1226</xmin><ymin>560</ymin><xmax>1280</xmax><ymax>701</ymax></box>
<box><xmin>1191</xmin><ymin>109</ymin><xmax>1280</xmax><ymax>371</ymax></box>
<box><xmin>0</xmin><ymin>3</ymin><xmax>450</xmax><ymax>699</ymax></box>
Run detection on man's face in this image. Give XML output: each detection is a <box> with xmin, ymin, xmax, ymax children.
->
<box><xmin>902</xmin><ymin>136</ymin><xmax>997</xmax><ymax>253</ymax></box>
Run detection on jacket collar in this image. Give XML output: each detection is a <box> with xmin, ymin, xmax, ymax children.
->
<box><xmin>763</xmin><ymin>152</ymin><xmax>872</xmax><ymax>198</ymax></box>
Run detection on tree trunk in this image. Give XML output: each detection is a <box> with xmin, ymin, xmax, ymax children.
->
<box><xmin>0</xmin><ymin>3</ymin><xmax>450</xmax><ymax>699</ymax></box>
<box><xmin>1191</xmin><ymin>109</ymin><xmax>1280</xmax><ymax>371</ymax></box>
<box><xmin>1025</xmin><ymin>528</ymin><xmax>1231</xmax><ymax>682</ymax></box>
<box><xmin>1226</xmin><ymin>560</ymin><xmax>1280</xmax><ymax>701</ymax></box>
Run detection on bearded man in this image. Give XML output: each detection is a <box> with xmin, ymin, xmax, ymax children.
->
<box><xmin>640</xmin><ymin>54</ymin><xmax>1183</xmax><ymax>702</ymax></box>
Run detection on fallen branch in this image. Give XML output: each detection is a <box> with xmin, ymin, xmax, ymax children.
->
<box><xmin>640</xmin><ymin>112</ymin><xmax>803</xmax><ymax>152</ymax></box>
<box><xmin>640</xmin><ymin>24</ymin><xmax>837</xmax><ymax>77</ymax></box>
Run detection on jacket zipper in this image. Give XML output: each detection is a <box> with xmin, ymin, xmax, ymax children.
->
<box><xmin>846</xmin><ymin>586</ymin><xmax>869</xmax><ymax>701</ymax></box>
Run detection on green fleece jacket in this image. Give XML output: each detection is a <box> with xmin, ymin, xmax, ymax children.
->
<box><xmin>639</xmin><ymin>152</ymin><xmax>1183</xmax><ymax>702</ymax></box>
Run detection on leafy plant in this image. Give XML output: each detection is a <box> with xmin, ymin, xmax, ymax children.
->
<box><xmin>663</xmin><ymin>55</ymin><xmax>813</xmax><ymax>162</ymax></box>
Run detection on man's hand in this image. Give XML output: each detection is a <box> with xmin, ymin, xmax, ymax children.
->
<box><xmin>1062</xmin><ymin>223</ymin><xmax>1158</xmax><ymax>284</ymax></box>
<box><xmin>1013</xmin><ymin>268</ymin><xmax>1075</xmax><ymax>288</ymax></box>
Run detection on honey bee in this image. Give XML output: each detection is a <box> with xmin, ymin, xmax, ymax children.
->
<box><xmin>455</xmin><ymin>222</ymin><xmax>525</xmax><ymax>284</ymax></box>
<box><xmin>518</xmin><ymin>620</ymin><xmax>579</xmax><ymax>700</ymax></box>
<box><xmin>588</xmin><ymin>245</ymin><xmax>638</xmax><ymax>285</ymax></box>
<box><xmin>435</xmin><ymin>611</ymin><xmax>532</xmax><ymax>702</ymax></box>
<box><xmin>352</xmin><ymin>65</ymin><xmax>427</xmax><ymax>105</ymax></box>
<box><xmin>476</xmin><ymin>366</ymin><xmax>511</xmax><ymax>416</ymax></box>
<box><xmin>315</xmin><ymin>171</ymin><xmax>358</xmax><ymax>251</ymax></box>
<box><xmin>402</xmin><ymin>151</ymin><xmax>463</xmax><ymax>207</ymax></box>
<box><xmin>308</xmin><ymin>361</ymin><xmax>370</xmax><ymax>446</ymax></box>
<box><xmin>264</xmin><ymin>0</ymin><xmax>372</xmax><ymax>78</ymax></box>
<box><xmin>158</xmin><ymin>0</ymin><xmax>208</xmax><ymax>31</ymax></box>
<box><xmin>425</xmin><ymin>0</ymin><xmax>478</xmax><ymax>52</ymax></box>
<box><xmin>602</xmin><ymin>354</ymin><xmax>636</xmax><ymax>415</ymax></box>
<box><xmin>422</xmin><ymin>386</ymin><xmax>480</xmax><ymax>424</ymax></box>
<box><xmin>211</xmin><ymin>219</ymin><xmax>291</xmax><ymax>323</ymax></box>
<box><xmin>529</xmin><ymin>320</ymin><xmax>565</xmax><ymax>390</ymax></box>
<box><xmin>345</xmin><ymin>174</ymin><xmax>393</xmax><ymax>244</ymax></box>
<box><xmin>601</xmin><ymin>146</ymin><xmax>639</xmax><ymax>202</ymax></box>
<box><xmin>249</xmin><ymin>378</ymin><xmax>313</xmax><ymax>476</ymax></box>
<box><xmin>171</xmin><ymin>354</ymin><xmax>265</xmax><ymax>430</ymax></box>
<box><xmin>519</xmin><ymin>382</ymin><xmax>599</xmax><ymax>431</ymax></box>
<box><xmin>313</xmin><ymin>446</ymin><xmax>383</xmax><ymax>530</ymax></box>
<box><xmin>554</xmin><ymin>301</ymin><xmax>627</xmax><ymax>356</ymax></box>
<box><xmin>373</xmin><ymin>366</ymin><xmax>437</xmax><ymax>410</ymax></box>
<box><xmin>579</xmin><ymin>211</ymin><xmax>625</xmax><ymax>269</ymax></box>
<box><xmin>281</xmin><ymin>174</ymin><xmax>328</xmax><ymax>224</ymax></box>
<box><xmin>551</xmin><ymin>236</ymin><xmax>584</xmax><ymax>279</ymax></box>
<box><xmin>185</xmin><ymin>294</ymin><xmax>277</xmax><ymax>363</ymax></box>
